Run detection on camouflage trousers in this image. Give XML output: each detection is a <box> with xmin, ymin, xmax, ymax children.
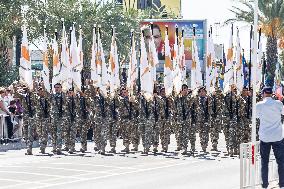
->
<box><xmin>189</xmin><ymin>123</ymin><xmax>196</xmax><ymax>151</ymax></box>
<box><xmin>139</xmin><ymin>119</ymin><xmax>154</xmax><ymax>149</ymax></box>
<box><xmin>108</xmin><ymin>120</ymin><xmax>118</xmax><ymax>148</ymax></box>
<box><xmin>131</xmin><ymin>119</ymin><xmax>140</xmax><ymax>147</ymax></box>
<box><xmin>198</xmin><ymin>121</ymin><xmax>210</xmax><ymax>151</ymax></box>
<box><xmin>93</xmin><ymin>118</ymin><xmax>107</xmax><ymax>150</ymax></box>
<box><xmin>51</xmin><ymin>117</ymin><xmax>64</xmax><ymax>151</ymax></box>
<box><xmin>120</xmin><ymin>119</ymin><xmax>133</xmax><ymax>147</ymax></box>
<box><xmin>64</xmin><ymin>119</ymin><xmax>77</xmax><ymax>150</ymax></box>
<box><xmin>26</xmin><ymin>117</ymin><xmax>37</xmax><ymax>150</ymax></box>
<box><xmin>22</xmin><ymin>115</ymin><xmax>29</xmax><ymax>143</ymax></box>
<box><xmin>152</xmin><ymin>121</ymin><xmax>160</xmax><ymax>147</ymax></box>
<box><xmin>78</xmin><ymin>118</ymin><xmax>90</xmax><ymax>150</ymax></box>
<box><xmin>37</xmin><ymin>118</ymin><xmax>50</xmax><ymax>150</ymax></box>
<box><xmin>241</xmin><ymin>118</ymin><xmax>251</xmax><ymax>143</ymax></box>
<box><xmin>210</xmin><ymin>116</ymin><xmax>222</xmax><ymax>149</ymax></box>
<box><xmin>159</xmin><ymin>119</ymin><xmax>171</xmax><ymax>148</ymax></box>
<box><xmin>223</xmin><ymin>118</ymin><xmax>238</xmax><ymax>152</ymax></box>
<box><xmin>176</xmin><ymin>121</ymin><xmax>190</xmax><ymax>150</ymax></box>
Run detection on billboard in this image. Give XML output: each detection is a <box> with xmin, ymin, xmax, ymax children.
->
<box><xmin>141</xmin><ymin>19</ymin><xmax>207</xmax><ymax>72</ymax></box>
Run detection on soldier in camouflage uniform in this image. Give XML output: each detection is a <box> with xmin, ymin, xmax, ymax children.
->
<box><xmin>50</xmin><ymin>83</ymin><xmax>66</xmax><ymax>155</ymax></box>
<box><xmin>241</xmin><ymin>87</ymin><xmax>251</xmax><ymax>144</ymax></box>
<box><xmin>209</xmin><ymin>87</ymin><xmax>224</xmax><ymax>151</ymax></box>
<box><xmin>152</xmin><ymin>89</ymin><xmax>162</xmax><ymax>153</ymax></box>
<box><xmin>188</xmin><ymin>89</ymin><xmax>197</xmax><ymax>154</ymax></box>
<box><xmin>107</xmin><ymin>93</ymin><xmax>120</xmax><ymax>153</ymax></box>
<box><xmin>77</xmin><ymin>90</ymin><xmax>91</xmax><ymax>153</ymax></box>
<box><xmin>65</xmin><ymin>89</ymin><xmax>78</xmax><ymax>154</ymax></box>
<box><xmin>21</xmin><ymin>86</ymin><xmax>37</xmax><ymax>155</ymax></box>
<box><xmin>138</xmin><ymin>94</ymin><xmax>155</xmax><ymax>154</ymax></box>
<box><xmin>92</xmin><ymin>88</ymin><xmax>108</xmax><ymax>155</ymax></box>
<box><xmin>131</xmin><ymin>96</ymin><xmax>140</xmax><ymax>152</ymax></box>
<box><xmin>196</xmin><ymin>87</ymin><xmax>212</xmax><ymax>153</ymax></box>
<box><xmin>119</xmin><ymin>88</ymin><xmax>136</xmax><ymax>153</ymax></box>
<box><xmin>235</xmin><ymin>91</ymin><xmax>246</xmax><ymax>155</ymax></box>
<box><xmin>223</xmin><ymin>85</ymin><xmax>240</xmax><ymax>156</ymax></box>
<box><xmin>159</xmin><ymin>87</ymin><xmax>173</xmax><ymax>152</ymax></box>
<box><xmin>174</xmin><ymin>84</ymin><xmax>192</xmax><ymax>155</ymax></box>
<box><xmin>35</xmin><ymin>87</ymin><xmax>50</xmax><ymax>154</ymax></box>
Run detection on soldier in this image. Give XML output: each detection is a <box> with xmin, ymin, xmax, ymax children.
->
<box><xmin>119</xmin><ymin>87</ymin><xmax>136</xmax><ymax>153</ymax></box>
<box><xmin>152</xmin><ymin>89</ymin><xmax>162</xmax><ymax>153</ymax></box>
<box><xmin>77</xmin><ymin>90</ymin><xmax>91</xmax><ymax>153</ymax></box>
<box><xmin>21</xmin><ymin>86</ymin><xmax>37</xmax><ymax>155</ymax></box>
<box><xmin>174</xmin><ymin>84</ymin><xmax>192</xmax><ymax>155</ymax></box>
<box><xmin>138</xmin><ymin>94</ymin><xmax>155</xmax><ymax>154</ymax></box>
<box><xmin>65</xmin><ymin>89</ymin><xmax>78</xmax><ymax>154</ymax></box>
<box><xmin>241</xmin><ymin>87</ymin><xmax>251</xmax><ymax>143</ymax></box>
<box><xmin>209</xmin><ymin>87</ymin><xmax>224</xmax><ymax>151</ymax></box>
<box><xmin>50</xmin><ymin>83</ymin><xmax>66</xmax><ymax>155</ymax></box>
<box><xmin>188</xmin><ymin>88</ymin><xmax>197</xmax><ymax>154</ymax></box>
<box><xmin>107</xmin><ymin>92</ymin><xmax>120</xmax><ymax>153</ymax></box>
<box><xmin>92</xmin><ymin>88</ymin><xmax>108</xmax><ymax>155</ymax></box>
<box><xmin>223</xmin><ymin>85</ymin><xmax>239</xmax><ymax>156</ymax></box>
<box><xmin>35</xmin><ymin>87</ymin><xmax>50</xmax><ymax>154</ymax></box>
<box><xmin>235</xmin><ymin>89</ymin><xmax>246</xmax><ymax>155</ymax></box>
<box><xmin>196</xmin><ymin>86</ymin><xmax>212</xmax><ymax>153</ymax></box>
<box><xmin>159</xmin><ymin>87</ymin><xmax>174</xmax><ymax>152</ymax></box>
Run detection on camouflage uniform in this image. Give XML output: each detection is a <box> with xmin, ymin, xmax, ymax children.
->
<box><xmin>51</xmin><ymin>92</ymin><xmax>66</xmax><ymax>154</ymax></box>
<box><xmin>174</xmin><ymin>95</ymin><xmax>192</xmax><ymax>153</ymax></box>
<box><xmin>235</xmin><ymin>95</ymin><xmax>246</xmax><ymax>154</ymax></box>
<box><xmin>131</xmin><ymin>104</ymin><xmax>140</xmax><ymax>151</ymax></box>
<box><xmin>138</xmin><ymin>96</ymin><xmax>155</xmax><ymax>153</ymax></box>
<box><xmin>223</xmin><ymin>92</ymin><xmax>239</xmax><ymax>156</ymax></box>
<box><xmin>189</xmin><ymin>95</ymin><xmax>197</xmax><ymax>152</ymax></box>
<box><xmin>196</xmin><ymin>95</ymin><xmax>212</xmax><ymax>152</ymax></box>
<box><xmin>209</xmin><ymin>90</ymin><xmax>224</xmax><ymax>151</ymax></box>
<box><xmin>92</xmin><ymin>93</ymin><xmax>108</xmax><ymax>153</ymax></box>
<box><xmin>77</xmin><ymin>94</ymin><xmax>91</xmax><ymax>152</ymax></box>
<box><xmin>242</xmin><ymin>95</ymin><xmax>252</xmax><ymax>143</ymax></box>
<box><xmin>65</xmin><ymin>95</ymin><xmax>78</xmax><ymax>153</ymax></box>
<box><xmin>159</xmin><ymin>96</ymin><xmax>174</xmax><ymax>152</ymax></box>
<box><xmin>118</xmin><ymin>96</ymin><xmax>136</xmax><ymax>152</ymax></box>
<box><xmin>152</xmin><ymin>96</ymin><xmax>162</xmax><ymax>151</ymax></box>
<box><xmin>35</xmin><ymin>94</ymin><xmax>50</xmax><ymax>153</ymax></box>
<box><xmin>21</xmin><ymin>91</ymin><xmax>37</xmax><ymax>154</ymax></box>
<box><xmin>107</xmin><ymin>97</ymin><xmax>120</xmax><ymax>152</ymax></box>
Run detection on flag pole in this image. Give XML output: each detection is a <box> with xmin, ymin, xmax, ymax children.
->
<box><xmin>251</xmin><ymin>0</ymin><xmax>258</xmax><ymax>188</ymax></box>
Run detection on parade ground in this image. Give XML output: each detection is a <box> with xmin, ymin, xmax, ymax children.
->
<box><xmin>0</xmin><ymin>134</ymin><xmax>240</xmax><ymax>189</ymax></box>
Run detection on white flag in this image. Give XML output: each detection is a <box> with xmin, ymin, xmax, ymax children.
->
<box><xmin>164</xmin><ymin>28</ymin><xmax>173</xmax><ymax>96</ymax></box>
<box><xmin>19</xmin><ymin>25</ymin><xmax>33</xmax><ymax>90</ymax></box>
<box><xmin>42</xmin><ymin>27</ymin><xmax>50</xmax><ymax>92</ymax></box>
<box><xmin>127</xmin><ymin>31</ymin><xmax>138</xmax><ymax>96</ymax></box>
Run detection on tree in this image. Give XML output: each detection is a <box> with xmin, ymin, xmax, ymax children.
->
<box><xmin>227</xmin><ymin>0</ymin><xmax>284</xmax><ymax>87</ymax></box>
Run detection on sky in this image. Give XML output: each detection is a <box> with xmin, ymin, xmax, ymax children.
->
<box><xmin>181</xmin><ymin>0</ymin><xmax>263</xmax><ymax>57</ymax></box>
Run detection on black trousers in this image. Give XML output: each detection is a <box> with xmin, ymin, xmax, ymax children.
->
<box><xmin>5</xmin><ymin>116</ymin><xmax>13</xmax><ymax>139</ymax></box>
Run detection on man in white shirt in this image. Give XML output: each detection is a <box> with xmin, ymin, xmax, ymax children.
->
<box><xmin>256</xmin><ymin>87</ymin><xmax>284</xmax><ymax>189</ymax></box>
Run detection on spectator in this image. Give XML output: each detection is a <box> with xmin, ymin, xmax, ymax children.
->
<box><xmin>121</xmin><ymin>68</ymin><xmax>127</xmax><ymax>84</ymax></box>
<box><xmin>256</xmin><ymin>87</ymin><xmax>284</xmax><ymax>189</ymax></box>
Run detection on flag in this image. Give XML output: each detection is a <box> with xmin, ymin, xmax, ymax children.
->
<box><xmin>256</xmin><ymin>29</ymin><xmax>263</xmax><ymax>91</ymax></box>
<box><xmin>95</xmin><ymin>28</ymin><xmax>103</xmax><ymax>88</ymax></box>
<box><xmin>70</xmin><ymin>25</ymin><xmax>81</xmax><ymax>92</ymax></box>
<box><xmin>109</xmin><ymin>28</ymin><xmax>116</xmax><ymax>96</ymax></box>
<box><xmin>191</xmin><ymin>29</ymin><xmax>202</xmax><ymax>91</ymax></box>
<box><xmin>60</xmin><ymin>22</ymin><xmax>72</xmax><ymax>91</ymax></box>
<box><xmin>91</xmin><ymin>26</ymin><xmax>99</xmax><ymax>85</ymax></box>
<box><xmin>42</xmin><ymin>27</ymin><xmax>50</xmax><ymax>92</ymax></box>
<box><xmin>98</xmin><ymin>28</ymin><xmax>108</xmax><ymax>96</ymax></box>
<box><xmin>164</xmin><ymin>27</ymin><xmax>173</xmax><ymax>96</ymax></box>
<box><xmin>140</xmin><ymin>31</ymin><xmax>153</xmax><ymax>100</ymax></box>
<box><xmin>19</xmin><ymin>25</ymin><xmax>33</xmax><ymax>89</ymax></box>
<box><xmin>127</xmin><ymin>30</ymin><xmax>138</xmax><ymax>96</ymax></box>
<box><xmin>149</xmin><ymin>28</ymin><xmax>159</xmax><ymax>83</ymax></box>
<box><xmin>224</xmin><ymin>25</ymin><xmax>234</xmax><ymax>93</ymax></box>
<box><xmin>52</xmin><ymin>31</ymin><xmax>60</xmax><ymax>89</ymax></box>
<box><xmin>206</xmin><ymin>28</ymin><xmax>216</xmax><ymax>92</ymax></box>
<box><xmin>235</xmin><ymin>28</ymin><xmax>244</xmax><ymax>93</ymax></box>
<box><xmin>179</xmin><ymin>29</ymin><xmax>186</xmax><ymax>84</ymax></box>
<box><xmin>173</xmin><ymin>27</ymin><xmax>182</xmax><ymax>94</ymax></box>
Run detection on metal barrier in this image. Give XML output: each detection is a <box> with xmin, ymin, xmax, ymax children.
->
<box><xmin>240</xmin><ymin>142</ymin><xmax>279</xmax><ymax>188</ymax></box>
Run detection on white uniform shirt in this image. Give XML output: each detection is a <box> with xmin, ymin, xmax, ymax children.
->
<box><xmin>256</xmin><ymin>97</ymin><xmax>284</xmax><ymax>142</ymax></box>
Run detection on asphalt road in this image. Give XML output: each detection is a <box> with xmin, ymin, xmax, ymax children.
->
<box><xmin>0</xmin><ymin>134</ymin><xmax>269</xmax><ymax>189</ymax></box>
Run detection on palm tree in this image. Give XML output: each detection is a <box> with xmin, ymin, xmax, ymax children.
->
<box><xmin>227</xmin><ymin>0</ymin><xmax>284</xmax><ymax>87</ymax></box>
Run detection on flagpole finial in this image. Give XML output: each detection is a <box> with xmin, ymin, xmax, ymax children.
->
<box><xmin>55</xmin><ymin>29</ymin><xmax>57</xmax><ymax>33</ymax></box>
<box><xmin>79</xmin><ymin>25</ymin><xmax>82</xmax><ymax>29</ymax></box>
<box><xmin>175</xmin><ymin>24</ymin><xmax>178</xmax><ymax>28</ymax></box>
<box><xmin>98</xmin><ymin>25</ymin><xmax>101</xmax><ymax>28</ymax></box>
<box><xmin>61</xmin><ymin>18</ymin><xmax>64</xmax><ymax>22</ymax></box>
<box><xmin>94</xmin><ymin>24</ymin><xmax>96</xmax><ymax>28</ymax></box>
<box><xmin>131</xmin><ymin>29</ymin><xmax>134</xmax><ymax>32</ymax></box>
<box><xmin>43</xmin><ymin>25</ymin><xmax>46</xmax><ymax>29</ymax></box>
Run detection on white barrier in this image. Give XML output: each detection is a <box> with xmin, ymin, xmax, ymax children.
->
<box><xmin>240</xmin><ymin>142</ymin><xmax>279</xmax><ymax>188</ymax></box>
